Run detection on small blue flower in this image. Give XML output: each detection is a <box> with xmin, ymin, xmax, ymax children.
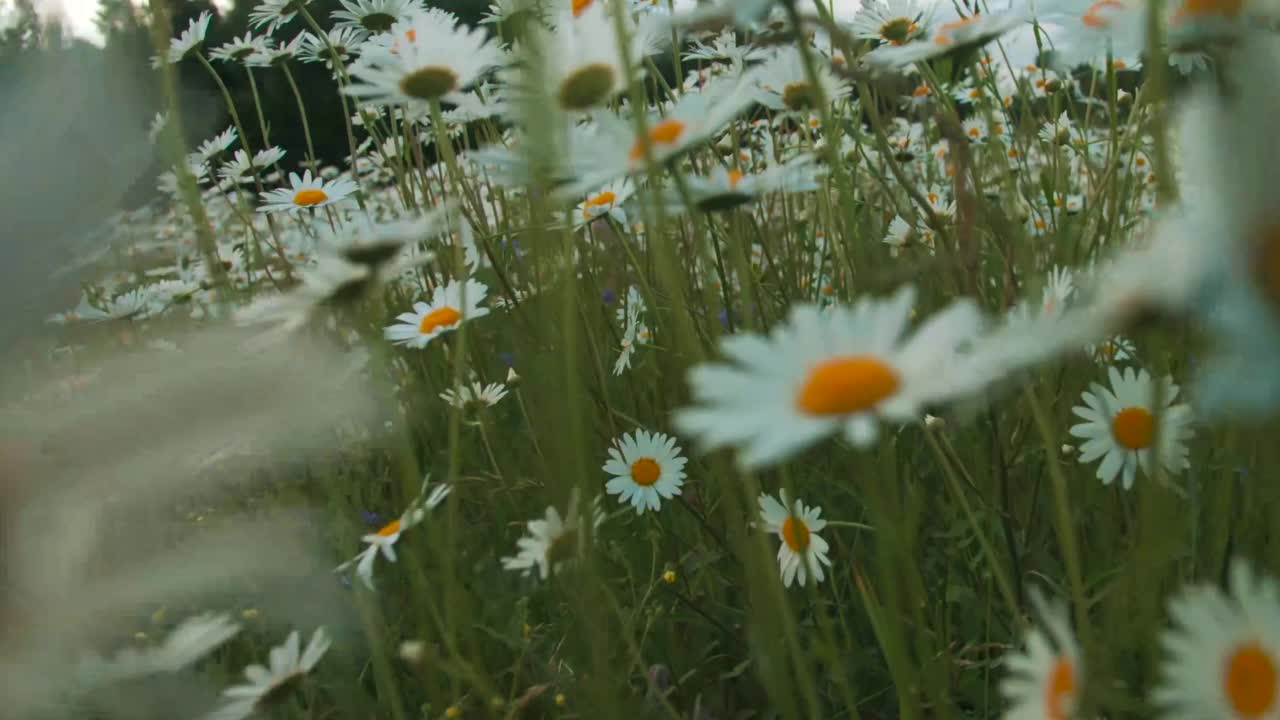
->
<box><xmin>602</xmin><ymin>288</ymin><xmax>618</xmax><ymax>306</ymax></box>
<box><xmin>497</xmin><ymin>351</ymin><xmax>516</xmax><ymax>368</ymax></box>
<box><xmin>361</xmin><ymin>510</ymin><xmax>382</xmax><ymax>527</ymax></box>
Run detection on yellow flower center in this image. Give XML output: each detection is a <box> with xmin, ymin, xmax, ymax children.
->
<box><xmin>1225</xmin><ymin>643</ymin><xmax>1278</xmax><ymax>718</ymax></box>
<box><xmin>399</xmin><ymin>65</ymin><xmax>460</xmax><ymax>100</ymax></box>
<box><xmin>293</xmin><ymin>188</ymin><xmax>328</xmax><ymax>206</ymax></box>
<box><xmin>360</xmin><ymin>11</ymin><xmax>396</xmax><ymax>31</ymax></box>
<box><xmin>781</xmin><ymin>515</ymin><xmax>810</xmax><ymax>551</ymax></box>
<box><xmin>630</xmin><ymin>118</ymin><xmax>686</xmax><ymax>160</ymax></box>
<box><xmin>582</xmin><ymin>190</ymin><xmax>616</xmax><ymax>218</ymax></box>
<box><xmin>1045</xmin><ymin>657</ymin><xmax>1076</xmax><ymax>720</ymax></box>
<box><xmin>629</xmin><ymin>457</ymin><xmax>661</xmax><ymax>486</ymax></box>
<box><xmin>1111</xmin><ymin>406</ymin><xmax>1155</xmax><ymax>450</ymax></box>
<box><xmin>418</xmin><ymin>306</ymin><xmax>462</xmax><ymax>335</ymax></box>
<box><xmin>933</xmin><ymin>16</ymin><xmax>975</xmax><ymax>44</ymax></box>
<box><xmin>795</xmin><ymin>355</ymin><xmax>900</xmax><ymax>416</ymax></box>
<box><xmin>377</xmin><ymin>518</ymin><xmax>401</xmax><ymax>537</ymax></box>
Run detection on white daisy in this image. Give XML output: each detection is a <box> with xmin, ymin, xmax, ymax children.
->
<box><xmin>345</xmin><ymin>9</ymin><xmax>504</xmax><ymax>106</ymax></box>
<box><xmin>573</xmin><ymin>179</ymin><xmax>634</xmax><ymax>229</ymax></box>
<box><xmin>1041</xmin><ymin>265</ymin><xmax>1075</xmax><ymax>317</ymax></box>
<box><xmin>501</xmin><ymin>489</ymin><xmax>606</xmax><ymax>580</ymax></box>
<box><xmin>439</xmin><ymin>381</ymin><xmax>508</xmax><ymax>409</ymax></box>
<box><xmin>667</xmin><ymin>154</ymin><xmax>824</xmax><ymax>214</ymax></box>
<box><xmin>757</xmin><ymin>490</ymin><xmax>831</xmax><ymax>588</ymax></box>
<box><xmin>603</xmin><ymin>429</ymin><xmax>687</xmax><ymax>515</ymax></box>
<box><xmin>249</xmin><ymin>0</ymin><xmax>308</xmax><ymax>34</ymax></box>
<box><xmin>752</xmin><ymin>46</ymin><xmax>851</xmax><ymax>113</ymax></box>
<box><xmin>160</xmin><ymin>11</ymin><xmax>212</xmax><ymax>65</ymax></box>
<box><xmin>674</xmin><ymin>285</ymin><xmax>985</xmax><ymax>468</ymax></box>
<box><xmin>1155</xmin><ymin>558</ymin><xmax>1280</xmax><ymax>720</ymax></box>
<box><xmin>206</xmin><ymin>628</ymin><xmax>332</xmax><ymax>720</ymax></box>
<box><xmin>332</xmin><ymin>0</ymin><xmax>423</xmax><ymax>34</ymax></box>
<box><xmin>383</xmin><ymin>278</ymin><xmax>490</xmax><ymax>348</ymax></box>
<box><xmin>257</xmin><ymin>170</ymin><xmax>358</xmax><ymax>213</ymax></box>
<box><xmin>849</xmin><ymin>0</ymin><xmax>931</xmax><ymax>47</ymax></box>
<box><xmin>209</xmin><ymin>32</ymin><xmax>270</xmax><ymax>64</ymax></box>
<box><xmin>867</xmin><ymin>11</ymin><xmax>1027</xmax><ymax>67</ymax></box>
<box><xmin>1068</xmin><ymin>366</ymin><xmax>1195</xmax><ymax>490</ymax></box>
<box><xmin>336</xmin><ymin>480</ymin><xmax>451</xmax><ymax>590</ymax></box>
<box><xmin>999</xmin><ymin>590</ymin><xmax>1082</xmax><ymax>720</ymax></box>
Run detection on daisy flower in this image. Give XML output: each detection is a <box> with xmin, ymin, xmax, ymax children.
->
<box><xmin>867</xmin><ymin>11</ymin><xmax>1027</xmax><ymax>67</ymax></box>
<box><xmin>1155</xmin><ymin>558</ymin><xmax>1280</xmax><ymax>720</ymax></box>
<box><xmin>298</xmin><ymin>26</ymin><xmax>362</xmax><ymax>67</ymax></box>
<box><xmin>752</xmin><ymin>46</ymin><xmax>851</xmax><ymax>113</ymax></box>
<box><xmin>345</xmin><ymin>9</ymin><xmax>503</xmax><ymax>106</ymax></box>
<box><xmin>614</xmin><ymin>286</ymin><xmax>650</xmax><ymax>376</ymax></box>
<box><xmin>567</xmin><ymin>73</ymin><xmax>757</xmax><ymax>192</ymax></box>
<box><xmin>668</xmin><ymin>154</ymin><xmax>824</xmax><ymax>214</ymax></box>
<box><xmin>383</xmin><ymin>278</ymin><xmax>490</xmax><ymax>348</ymax></box>
<box><xmin>257</xmin><ymin>170</ymin><xmax>358</xmax><ymax>213</ymax></box>
<box><xmin>849</xmin><ymin>0</ymin><xmax>931</xmax><ymax>47</ymax></box>
<box><xmin>573</xmin><ymin>179</ymin><xmax>634</xmax><ymax>229</ymax></box>
<box><xmin>209</xmin><ymin>32</ymin><xmax>270</xmax><ymax>64</ymax></box>
<box><xmin>999</xmin><ymin>590</ymin><xmax>1082</xmax><ymax>720</ymax></box>
<box><xmin>1042</xmin><ymin>265</ymin><xmax>1075</xmax><ymax>317</ymax></box>
<box><xmin>603</xmin><ymin>430</ymin><xmax>687</xmax><ymax>514</ymax></box>
<box><xmin>336</xmin><ymin>480</ymin><xmax>451</xmax><ymax>589</ymax></box>
<box><xmin>758</xmin><ymin>490</ymin><xmax>831</xmax><ymax>588</ymax></box>
<box><xmin>249</xmin><ymin>0</ymin><xmax>308</xmax><ymax>34</ymax></box>
<box><xmin>206</xmin><ymin>628</ymin><xmax>332</xmax><ymax>720</ymax></box>
<box><xmin>161</xmin><ymin>11</ymin><xmax>212</xmax><ymax>65</ymax></box>
<box><xmin>332</xmin><ymin>0</ymin><xmax>424</xmax><ymax>34</ymax></box>
<box><xmin>440</xmin><ymin>381</ymin><xmax>509</xmax><ymax>410</ymax></box>
<box><xmin>1042</xmin><ymin>0</ymin><xmax>1146</xmax><ymax>71</ymax></box>
<box><xmin>1069</xmin><ymin>366</ymin><xmax>1194</xmax><ymax>490</ymax></box>
<box><xmin>501</xmin><ymin>489</ymin><xmax>605</xmax><ymax>580</ymax></box>
<box><xmin>674</xmin><ymin>285</ymin><xmax>985</xmax><ymax>468</ymax></box>
<box><xmin>535</xmin><ymin>2</ymin><xmax>656</xmax><ymax>112</ymax></box>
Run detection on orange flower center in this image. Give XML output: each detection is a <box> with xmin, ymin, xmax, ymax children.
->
<box><xmin>583</xmin><ymin>190</ymin><xmax>616</xmax><ymax>218</ymax></box>
<box><xmin>795</xmin><ymin>355</ymin><xmax>900</xmax><ymax>416</ymax></box>
<box><xmin>1175</xmin><ymin>0</ymin><xmax>1243</xmax><ymax>19</ymax></box>
<box><xmin>781</xmin><ymin>515</ymin><xmax>810</xmax><ymax>551</ymax></box>
<box><xmin>1225</xmin><ymin>643</ymin><xmax>1278</xmax><ymax>718</ymax></box>
<box><xmin>293</xmin><ymin>189</ymin><xmax>328</xmax><ymax>206</ymax></box>
<box><xmin>912</xmin><ymin>84</ymin><xmax>931</xmax><ymax>97</ymax></box>
<box><xmin>1082</xmin><ymin>0</ymin><xmax>1124</xmax><ymax>27</ymax></box>
<box><xmin>418</xmin><ymin>306</ymin><xmax>462</xmax><ymax>335</ymax></box>
<box><xmin>727</xmin><ymin>170</ymin><xmax>744</xmax><ymax>188</ymax></box>
<box><xmin>572</xmin><ymin>0</ymin><xmax>594</xmax><ymax>17</ymax></box>
<box><xmin>1045</xmin><ymin>657</ymin><xmax>1077</xmax><ymax>720</ymax></box>
<box><xmin>377</xmin><ymin>518</ymin><xmax>402</xmax><ymax>537</ymax></box>
<box><xmin>1111</xmin><ymin>406</ymin><xmax>1155</xmax><ymax>450</ymax></box>
<box><xmin>630</xmin><ymin>118</ymin><xmax>686</xmax><ymax>160</ymax></box>
<box><xmin>629</xmin><ymin>457</ymin><xmax>661</xmax><ymax>486</ymax></box>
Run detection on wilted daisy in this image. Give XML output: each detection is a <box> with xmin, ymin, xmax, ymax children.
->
<box><xmin>758</xmin><ymin>490</ymin><xmax>831</xmax><ymax>588</ymax></box>
<box><xmin>603</xmin><ymin>429</ymin><xmax>687</xmax><ymax>514</ymax></box>
<box><xmin>999</xmin><ymin>590</ymin><xmax>1082</xmax><ymax>720</ymax></box>
<box><xmin>332</xmin><ymin>0</ymin><xmax>423</xmax><ymax>34</ymax></box>
<box><xmin>345</xmin><ymin>9</ymin><xmax>504</xmax><ymax>106</ymax></box>
<box><xmin>501</xmin><ymin>489</ymin><xmax>605</xmax><ymax>580</ymax></box>
<box><xmin>1069</xmin><ymin>366</ymin><xmax>1194</xmax><ymax>489</ymax></box>
<box><xmin>613</xmin><ymin>285</ymin><xmax>650</xmax><ymax>376</ymax></box>
<box><xmin>336</xmin><ymin>480</ymin><xmax>451</xmax><ymax>589</ymax></box>
<box><xmin>1155</xmin><ymin>558</ymin><xmax>1280</xmax><ymax>720</ymax></box>
<box><xmin>257</xmin><ymin>170</ymin><xmax>358</xmax><ymax>213</ymax></box>
<box><xmin>206</xmin><ymin>628</ymin><xmax>332</xmax><ymax>720</ymax></box>
<box><xmin>674</xmin><ymin>285</ymin><xmax>985</xmax><ymax>468</ymax></box>
<box><xmin>383</xmin><ymin>278</ymin><xmax>490</xmax><ymax>348</ymax></box>
<box><xmin>849</xmin><ymin>0</ymin><xmax>931</xmax><ymax>47</ymax></box>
